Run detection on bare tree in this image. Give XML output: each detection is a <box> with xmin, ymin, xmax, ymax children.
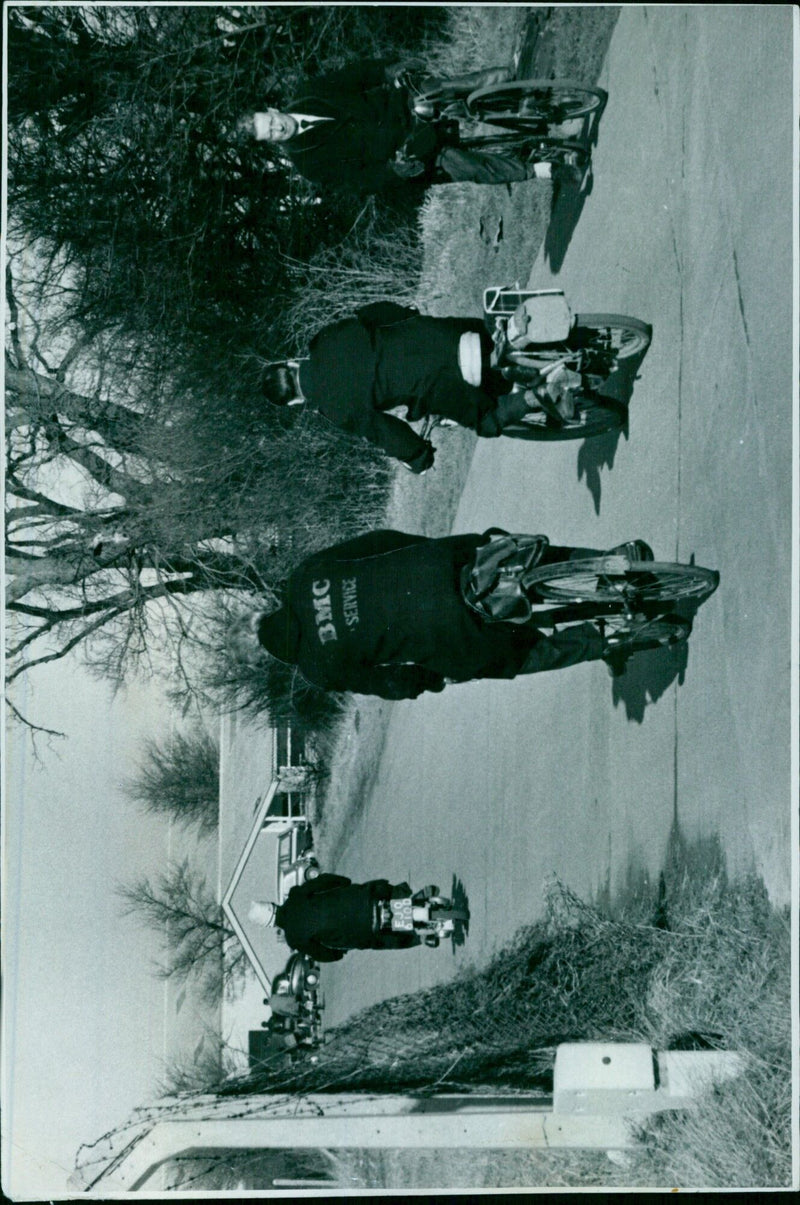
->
<box><xmin>124</xmin><ymin>725</ymin><xmax>220</xmax><ymax>835</ymax></box>
<box><xmin>117</xmin><ymin>859</ymin><xmax>247</xmax><ymax>1004</ymax></box>
<box><xmin>5</xmin><ymin>3</ymin><xmax>434</xmax><ymax>727</ymax></box>
<box><xmin>5</xmin><ymin>253</ymin><xmax>387</xmax><ymax>719</ymax></box>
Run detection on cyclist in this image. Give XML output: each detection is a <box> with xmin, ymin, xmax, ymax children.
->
<box><xmin>230</xmin><ymin>530</ymin><xmax>656</xmax><ymax>697</ymax></box>
<box><xmin>232</xmin><ymin>59</ymin><xmax>585</xmax><ymax>194</ymax></box>
<box><xmin>260</xmin><ymin>301</ymin><xmax>572</xmax><ymax>474</ymax></box>
<box><xmin>249</xmin><ymin>876</ymin><xmax>438</xmax><ymax>960</ymax></box>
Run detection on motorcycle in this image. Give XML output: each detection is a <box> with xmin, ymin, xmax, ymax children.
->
<box><xmin>373</xmin><ymin>886</ymin><xmax>469</xmax><ymax>949</ymax></box>
<box><xmin>417</xmin><ymin>286</ymin><xmax>651</xmax><ymax>447</ymax></box>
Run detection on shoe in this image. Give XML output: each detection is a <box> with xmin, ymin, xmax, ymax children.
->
<box><xmin>555</xmin><ymin>149</ymin><xmax>590</xmax><ymax>189</ymax></box>
<box><xmin>604</xmin><ymin>649</ymin><xmax>629</xmax><ymax>679</ymax></box>
<box><xmin>606</xmin><ymin>540</ymin><xmax>654</xmax><ymax>563</ymax></box>
<box><xmin>416</xmin><ymin>884</ymin><xmax>440</xmax><ymax>900</ymax></box>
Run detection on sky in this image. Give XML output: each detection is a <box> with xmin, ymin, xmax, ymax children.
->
<box><xmin>3</xmin><ymin>655</ymin><xmax>179</xmax><ymax>1199</ymax></box>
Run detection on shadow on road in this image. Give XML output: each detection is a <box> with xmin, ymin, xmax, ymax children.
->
<box><xmin>577</xmin><ymin>425</ymin><xmax>627</xmax><ymax>514</ymax></box>
<box><xmin>611</xmin><ymin>639</ymin><xmax>689</xmax><ymax>723</ymax></box>
<box><xmin>543</xmin><ymin>168</ymin><xmax>593</xmax><ymax>273</ymax></box>
<box><xmin>609</xmin><ymin>563</ymin><xmax>717</xmax><ymax>721</ymax></box>
<box><xmin>594</xmin><ymin>809</ymin><xmax>729</xmax><ymax>923</ymax></box>
<box><xmin>543</xmin><ymin>92</ymin><xmax>607</xmax><ymax>272</ymax></box>
<box><xmin>576</xmin><ymin>345</ymin><xmax>650</xmax><ymax>513</ymax></box>
<box><xmin>449</xmin><ymin>874</ymin><xmax>470</xmax><ymax>952</ymax></box>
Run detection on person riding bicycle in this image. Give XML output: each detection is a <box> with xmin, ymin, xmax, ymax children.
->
<box><xmin>230</xmin><ymin>529</ymin><xmax>657</xmax><ymax>698</ymax></box>
<box><xmin>260</xmin><ymin>301</ymin><xmax>571</xmax><ymax>474</ymax></box>
<box><xmin>232</xmin><ymin>59</ymin><xmax>585</xmax><ymax>194</ymax></box>
<box><xmin>249</xmin><ymin>875</ymin><xmax>436</xmax><ymax>960</ymax></box>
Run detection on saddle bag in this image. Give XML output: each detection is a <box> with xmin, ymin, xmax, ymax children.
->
<box><xmin>461</xmin><ymin>531</ymin><xmax>549</xmax><ymax>624</ymax></box>
<box><xmin>507</xmin><ymin>291</ymin><xmax>573</xmax><ymax>347</ymax></box>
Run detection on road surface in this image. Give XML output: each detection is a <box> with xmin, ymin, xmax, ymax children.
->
<box><xmin>321</xmin><ymin>6</ymin><xmax>794</xmax><ymax>1025</ymax></box>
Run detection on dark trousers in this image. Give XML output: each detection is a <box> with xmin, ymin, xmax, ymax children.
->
<box><xmin>437</xmin><ymin>145</ymin><xmax>529</xmax><ymax>184</ymax></box>
<box><xmin>474</xmin><ymin>327</ymin><xmax>533</xmax><ymax>435</ymax></box>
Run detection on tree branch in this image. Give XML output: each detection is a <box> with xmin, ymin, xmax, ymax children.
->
<box><xmin>5</xmin><ymin>607</ymin><xmax>128</xmax><ymax>683</ymax></box>
<box><xmin>5</xmin><ymin>695</ymin><xmax>66</xmax><ymax>741</ymax></box>
<box><xmin>5</xmin><ymin>263</ymin><xmax>26</xmax><ymax>367</ymax></box>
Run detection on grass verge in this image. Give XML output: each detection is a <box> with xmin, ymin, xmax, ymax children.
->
<box><xmin>163</xmin><ymin>860</ymin><xmax>791</xmax><ymax>1189</ymax></box>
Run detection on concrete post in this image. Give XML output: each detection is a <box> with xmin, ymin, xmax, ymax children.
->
<box><xmin>73</xmin><ymin>1095</ymin><xmax>634</xmax><ymax>1191</ymax></box>
<box><xmin>71</xmin><ymin>1044</ymin><xmax>746</xmax><ymax>1191</ymax></box>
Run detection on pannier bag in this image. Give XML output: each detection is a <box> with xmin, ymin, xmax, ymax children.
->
<box><xmin>461</xmin><ymin>532</ymin><xmax>549</xmax><ymax>623</ymax></box>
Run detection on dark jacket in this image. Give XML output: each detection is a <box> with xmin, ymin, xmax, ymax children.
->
<box><xmin>284</xmin><ymin>60</ymin><xmax>414</xmax><ymax>195</ymax></box>
<box><xmin>257</xmin><ymin>529</ymin><xmax>539</xmax><ymax>699</ymax></box>
<box><xmin>298</xmin><ymin>302</ymin><xmax>511</xmax><ymax>470</ymax></box>
<box><xmin>276</xmin><ymin>873</ymin><xmax>396</xmax><ymax>960</ymax></box>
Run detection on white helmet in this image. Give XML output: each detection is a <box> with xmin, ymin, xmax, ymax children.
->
<box><xmin>249</xmin><ymin>900</ymin><xmax>278</xmax><ymax>928</ymax></box>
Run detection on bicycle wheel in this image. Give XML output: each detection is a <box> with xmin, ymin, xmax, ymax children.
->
<box><xmin>603</xmin><ymin>613</ymin><xmax>693</xmax><ymax>654</ymax></box>
<box><xmin>573</xmin><ymin>314</ymin><xmax>652</xmax><ymax>360</ymax></box>
<box><xmin>468</xmin><ymin>79</ymin><xmax>606</xmax><ymax>126</ymax></box>
<box><xmin>532</xmin><ymin>561</ymin><xmax>720</xmax><ymax>604</ymax></box>
<box><xmin>501</xmin><ymin>393</ymin><xmax>627</xmax><ymax>441</ymax></box>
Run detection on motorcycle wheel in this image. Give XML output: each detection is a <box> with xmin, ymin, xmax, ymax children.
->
<box><xmin>431</xmin><ymin>907</ymin><xmax>470</xmax><ymax>923</ymax></box>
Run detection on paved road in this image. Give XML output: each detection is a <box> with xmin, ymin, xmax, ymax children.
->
<box><xmin>322</xmin><ymin>6</ymin><xmax>794</xmax><ymax>1025</ymax></box>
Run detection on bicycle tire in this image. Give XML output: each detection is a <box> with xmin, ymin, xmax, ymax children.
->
<box><xmin>467</xmin><ymin>79</ymin><xmax>606</xmax><ymax>125</ymax></box>
<box><xmin>501</xmin><ymin>393</ymin><xmax>627</xmax><ymax>441</ymax></box>
<box><xmin>604</xmin><ymin>613</ymin><xmax>693</xmax><ymax>654</ymax></box>
<box><xmin>532</xmin><ymin>561</ymin><xmax>720</xmax><ymax>604</ymax></box>
<box><xmin>573</xmin><ymin>314</ymin><xmax>652</xmax><ymax>360</ymax></box>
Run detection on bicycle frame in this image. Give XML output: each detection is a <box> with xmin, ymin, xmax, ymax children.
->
<box><xmin>406</xmin><ymin>83</ymin><xmax>577</xmax><ymax>155</ymax></box>
<box><xmin>486</xmin><ymin>290</ymin><xmax>605</xmax><ymax>385</ymax></box>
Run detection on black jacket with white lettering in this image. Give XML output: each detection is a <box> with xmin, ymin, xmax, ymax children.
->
<box><xmin>256</xmin><ymin>530</ymin><xmax>540</xmax><ymax>699</ymax></box>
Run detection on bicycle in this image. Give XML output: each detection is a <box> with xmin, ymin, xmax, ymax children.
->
<box><xmin>485</xmin><ymin>286</ymin><xmax>651</xmax><ymax>439</ymax></box>
<box><xmin>399</xmin><ymin>73</ymin><xmax>607</xmax><ymax>180</ymax></box>
<box><xmin>461</xmin><ymin>535</ymin><xmax>719</xmax><ymax>672</ymax></box>
<box><xmin>417</xmin><ymin>286</ymin><xmax>652</xmax><ymax>444</ymax></box>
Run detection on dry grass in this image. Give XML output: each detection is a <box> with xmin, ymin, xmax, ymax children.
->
<box><xmin>523</xmin><ymin>5</ymin><xmax>620</xmax><ymax>80</ymax></box>
<box><xmin>276</xmin><ymin>201</ymin><xmax>423</xmax><ymax>354</ymax></box>
<box><xmin>420</xmin><ymin>5</ymin><xmax>528</xmax><ymax>81</ymax></box>
<box><xmin>173</xmin><ymin>872</ymin><xmax>790</xmax><ymax>1190</ymax></box>
<box><xmin>416</xmin><ymin>179</ymin><xmax>553</xmax><ymax>317</ymax></box>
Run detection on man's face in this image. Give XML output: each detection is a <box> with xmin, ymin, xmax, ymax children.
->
<box><xmin>252</xmin><ymin>109</ymin><xmax>298</xmax><ymax>142</ymax></box>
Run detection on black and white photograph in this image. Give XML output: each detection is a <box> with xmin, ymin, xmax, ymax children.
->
<box><xmin>2</xmin><ymin>2</ymin><xmax>797</xmax><ymax>1195</ymax></box>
